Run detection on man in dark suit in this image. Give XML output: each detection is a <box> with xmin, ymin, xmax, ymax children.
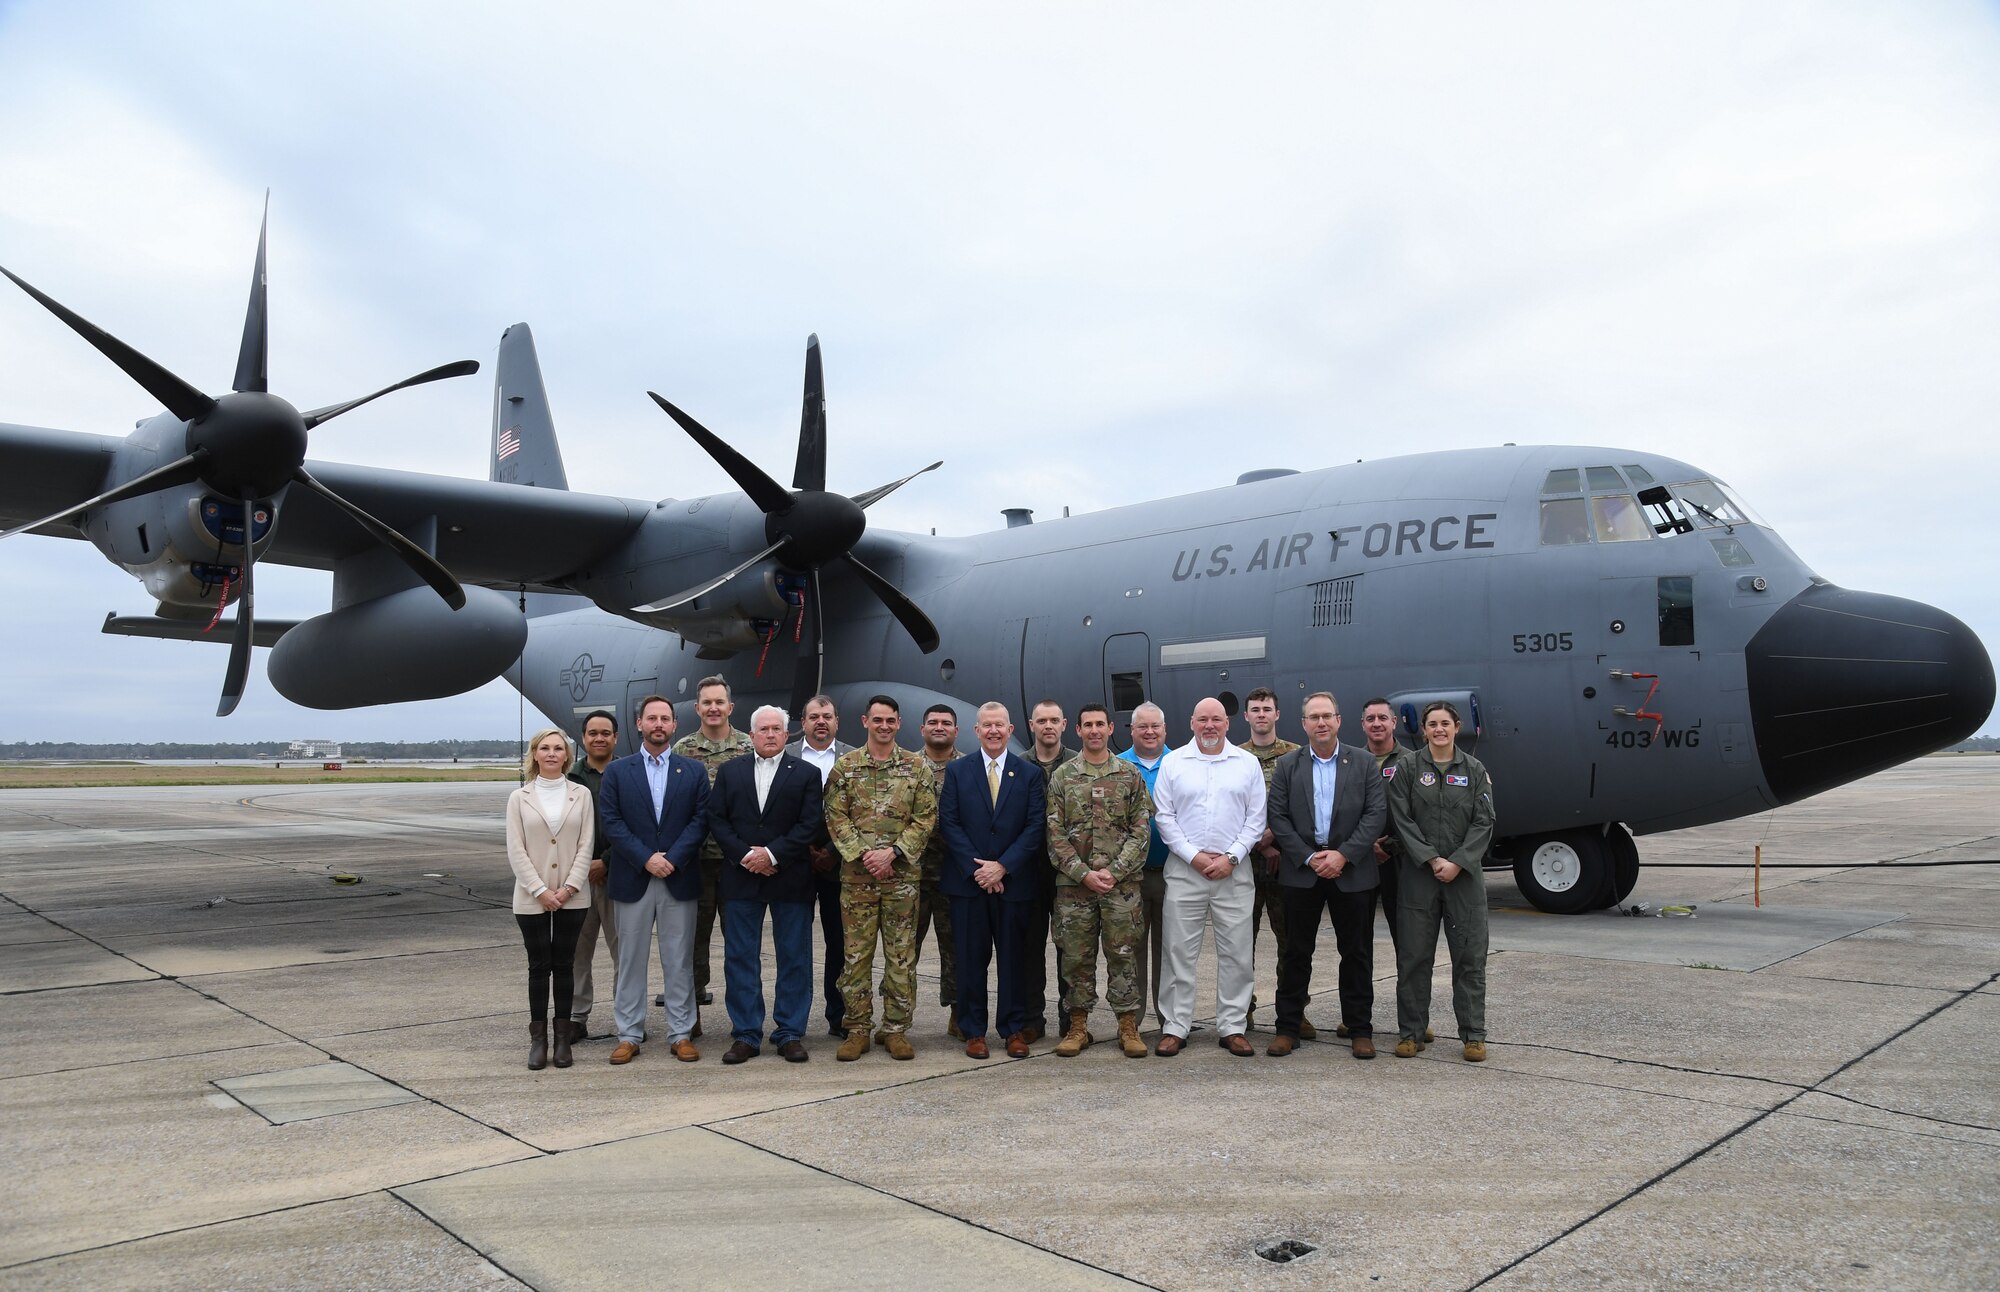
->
<box><xmin>598</xmin><ymin>694</ymin><xmax>712</xmax><ymax>1065</ymax></box>
<box><xmin>708</xmin><ymin>705</ymin><xmax>825</xmax><ymax>1064</ymax></box>
<box><xmin>785</xmin><ymin>695</ymin><xmax>855</xmax><ymax>1038</ymax></box>
<box><xmin>938</xmin><ymin>702</ymin><xmax>1048</xmax><ymax>1059</ymax></box>
<box><xmin>1266</xmin><ymin>691</ymin><xmax>1389</xmax><ymax>1059</ymax></box>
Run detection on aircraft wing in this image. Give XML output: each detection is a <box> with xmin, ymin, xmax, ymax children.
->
<box><xmin>0</xmin><ymin>421</ymin><xmax>650</xmax><ymax>589</ymax></box>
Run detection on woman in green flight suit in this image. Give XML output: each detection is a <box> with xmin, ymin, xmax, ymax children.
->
<box><xmin>1386</xmin><ymin>700</ymin><xmax>1496</xmax><ymax>1062</ymax></box>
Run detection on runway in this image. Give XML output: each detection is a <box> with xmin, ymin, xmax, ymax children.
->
<box><xmin>1</xmin><ymin>760</ymin><xmax>1995</xmax><ymax>1290</ymax></box>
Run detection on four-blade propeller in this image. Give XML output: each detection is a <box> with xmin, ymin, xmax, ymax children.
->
<box><xmin>636</xmin><ymin>334</ymin><xmax>941</xmax><ymax>719</ymax></box>
<box><xmin>0</xmin><ymin>201</ymin><xmax>477</xmax><ymax>714</ymax></box>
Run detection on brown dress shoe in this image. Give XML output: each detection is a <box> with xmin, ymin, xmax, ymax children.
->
<box><xmin>778</xmin><ymin>1039</ymin><xmax>809</xmax><ymax>1063</ymax></box>
<box><xmin>1005</xmin><ymin>1032</ymin><xmax>1030</xmax><ymax>1058</ymax></box>
<box><xmin>1154</xmin><ymin>1033</ymin><xmax>1184</xmax><ymax>1057</ymax></box>
<box><xmin>671</xmin><ymin>1038</ymin><xmax>700</xmax><ymax>1062</ymax></box>
<box><xmin>722</xmin><ymin>1040</ymin><xmax>758</xmax><ymax>1065</ymax></box>
<box><xmin>1301</xmin><ymin>1018</ymin><xmax>1319</xmax><ymax>1040</ymax></box>
<box><xmin>1352</xmin><ymin>1036</ymin><xmax>1377</xmax><ymax>1060</ymax></box>
<box><xmin>964</xmin><ymin>1036</ymin><xmax>990</xmax><ymax>1059</ymax></box>
<box><xmin>609</xmin><ymin>1041</ymin><xmax>641</xmax><ymax>1065</ymax></box>
<box><xmin>883</xmin><ymin>1031</ymin><xmax>915</xmax><ymax>1060</ymax></box>
<box><xmin>1266</xmin><ymin>1034</ymin><xmax>1298</xmax><ymax>1057</ymax></box>
<box><xmin>1219</xmin><ymin>1033</ymin><xmax>1255</xmax><ymax>1057</ymax></box>
<box><xmin>1020</xmin><ymin>1025</ymin><xmax>1045</xmax><ymax>1044</ymax></box>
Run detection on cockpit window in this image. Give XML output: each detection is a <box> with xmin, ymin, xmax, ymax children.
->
<box><xmin>1710</xmin><ymin>537</ymin><xmax>1754</xmax><ymax>567</ymax></box>
<box><xmin>1672</xmin><ymin>480</ymin><xmax>1748</xmax><ymax>527</ymax></box>
<box><xmin>1591</xmin><ymin>494</ymin><xmax>1652</xmax><ymax>542</ymax></box>
<box><xmin>1586</xmin><ymin>466</ymin><xmax>1624</xmax><ymax>491</ymax></box>
<box><xmin>1623</xmin><ymin>463</ymin><xmax>1656</xmax><ymax>485</ymax></box>
<box><xmin>1542</xmin><ymin>468</ymin><xmax>1581</xmax><ymax>495</ymax></box>
<box><xmin>1636</xmin><ymin>478</ymin><xmax>1760</xmax><ymax>536</ymax></box>
<box><xmin>1539</xmin><ymin>497</ymin><xmax>1590</xmax><ymax>545</ymax></box>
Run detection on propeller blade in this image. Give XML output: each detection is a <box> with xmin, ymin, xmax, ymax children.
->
<box><xmin>0</xmin><ymin>266</ymin><xmax>215</xmax><ymax>424</ymax></box>
<box><xmin>0</xmin><ymin>451</ymin><xmax>208</xmax><ymax>542</ymax></box>
<box><xmin>793</xmin><ymin>334</ymin><xmax>826</xmax><ymax>492</ymax></box>
<box><xmin>300</xmin><ymin>359</ymin><xmax>481</xmax><ymax>430</ymax></box>
<box><xmin>632</xmin><ymin>538</ymin><xmax>785</xmax><ymax>614</ymax></box>
<box><xmin>232</xmin><ymin>195</ymin><xmax>270</xmax><ymax>394</ymax></box>
<box><xmin>216</xmin><ymin>494</ymin><xmax>259</xmax><ymax>716</ymax></box>
<box><xmin>849</xmin><ymin>460</ymin><xmax>942</xmax><ymax>512</ymax></box>
<box><xmin>289</xmin><ymin>466</ymin><xmax>467</xmax><ymax>609</ymax></box>
<box><xmin>840</xmin><ymin>552</ymin><xmax>940</xmax><ymax>653</ymax></box>
<box><xmin>788</xmin><ymin>567</ymin><xmax>824</xmax><ymax>721</ymax></box>
<box><xmin>646</xmin><ymin>391</ymin><xmax>793</xmax><ymax>515</ymax></box>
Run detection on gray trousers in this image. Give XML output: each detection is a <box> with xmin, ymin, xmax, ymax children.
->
<box><xmin>1158</xmin><ymin>856</ymin><xmax>1255</xmax><ymax>1039</ymax></box>
<box><xmin>1395</xmin><ymin>858</ymin><xmax>1488</xmax><ymax>1042</ymax></box>
<box><xmin>612</xmin><ymin>877</ymin><xmax>698</xmax><ymax>1045</ymax></box>
<box><xmin>570</xmin><ymin>878</ymin><xmax>620</xmax><ymax>1024</ymax></box>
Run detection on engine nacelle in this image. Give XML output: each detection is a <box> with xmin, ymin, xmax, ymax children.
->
<box><xmin>268</xmin><ymin>584</ymin><xmax>526</xmax><ymax>709</ymax></box>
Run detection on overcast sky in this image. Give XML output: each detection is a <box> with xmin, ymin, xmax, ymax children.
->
<box><xmin>2</xmin><ymin>1</ymin><xmax>1995</xmax><ymax>744</ymax></box>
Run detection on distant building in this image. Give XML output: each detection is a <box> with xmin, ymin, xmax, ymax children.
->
<box><xmin>283</xmin><ymin>740</ymin><xmax>343</xmax><ymax>760</ymax></box>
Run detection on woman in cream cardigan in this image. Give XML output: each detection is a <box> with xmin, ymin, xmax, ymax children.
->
<box><xmin>507</xmin><ymin>726</ymin><xmax>596</xmax><ymax>1069</ymax></box>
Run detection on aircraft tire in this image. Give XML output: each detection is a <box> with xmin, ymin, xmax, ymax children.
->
<box><xmin>1512</xmin><ymin>830</ymin><xmax>1607</xmax><ymax>915</ymax></box>
<box><xmin>1596</xmin><ymin>825</ymin><xmax>1641</xmax><ymax>909</ymax></box>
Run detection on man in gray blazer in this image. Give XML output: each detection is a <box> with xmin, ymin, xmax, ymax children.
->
<box><xmin>1265</xmin><ymin>691</ymin><xmax>1388</xmax><ymax>1058</ymax></box>
<box><xmin>785</xmin><ymin>694</ymin><xmax>857</xmax><ymax>1038</ymax></box>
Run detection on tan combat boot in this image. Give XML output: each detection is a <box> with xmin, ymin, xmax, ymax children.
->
<box><xmin>1053</xmin><ymin>1009</ymin><xmax>1093</xmax><ymax>1057</ymax></box>
<box><xmin>1116</xmin><ymin>1012</ymin><xmax>1148</xmax><ymax>1058</ymax></box>
<box><xmin>836</xmin><ymin>1029</ymin><xmax>871</xmax><ymax>1062</ymax></box>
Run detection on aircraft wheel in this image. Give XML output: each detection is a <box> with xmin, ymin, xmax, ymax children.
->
<box><xmin>1596</xmin><ymin>825</ymin><xmax>1640</xmax><ymax>909</ymax></box>
<box><xmin>1512</xmin><ymin>830</ymin><xmax>1608</xmax><ymax>914</ymax></box>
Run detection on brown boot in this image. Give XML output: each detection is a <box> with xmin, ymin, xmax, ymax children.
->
<box><xmin>551</xmin><ymin>1018</ymin><xmax>573</xmax><ymax>1068</ymax></box>
<box><xmin>1116</xmin><ymin>1012</ymin><xmax>1148</xmax><ymax>1058</ymax></box>
<box><xmin>836</xmin><ymin>1029</ymin><xmax>870</xmax><ymax>1062</ymax></box>
<box><xmin>1054</xmin><ymin>1009</ymin><xmax>1093</xmax><ymax>1057</ymax></box>
<box><xmin>527</xmin><ymin>1020</ymin><xmax>549</xmax><ymax>1071</ymax></box>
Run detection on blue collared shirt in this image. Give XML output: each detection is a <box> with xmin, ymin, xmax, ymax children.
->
<box><xmin>1311</xmin><ymin>747</ymin><xmax>1339</xmax><ymax>845</ymax></box>
<box><xmin>644</xmin><ymin>748</ymin><xmax>670</xmax><ymax>819</ymax></box>
<box><xmin>1117</xmin><ymin>746</ymin><xmax>1173</xmax><ymax>869</ymax></box>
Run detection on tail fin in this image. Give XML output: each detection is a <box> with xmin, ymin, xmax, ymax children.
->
<box><xmin>490</xmin><ymin>323</ymin><xmax>569</xmax><ymax>489</ymax></box>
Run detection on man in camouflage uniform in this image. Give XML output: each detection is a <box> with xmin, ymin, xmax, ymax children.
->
<box><xmin>1047</xmin><ymin>703</ymin><xmax>1153</xmax><ymax>1058</ymax></box>
<box><xmin>673</xmin><ymin>675</ymin><xmax>753</xmax><ymax>1026</ymax></box>
<box><xmin>913</xmin><ymin>703</ymin><xmax>961</xmax><ymax>1037</ymax></box>
<box><xmin>1022</xmin><ymin>698</ymin><xmax>1075</xmax><ymax>1041</ymax></box>
<box><xmin>822</xmin><ymin>694</ymin><xmax>938</xmax><ymax>1061</ymax></box>
<box><xmin>1239</xmin><ymin>687</ymin><xmax>1312</xmax><ymax>1038</ymax></box>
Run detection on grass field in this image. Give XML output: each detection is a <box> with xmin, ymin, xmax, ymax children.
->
<box><xmin>0</xmin><ymin>764</ymin><xmax>522</xmax><ymax>789</ymax></box>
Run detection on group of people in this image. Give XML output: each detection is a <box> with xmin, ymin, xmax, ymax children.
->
<box><xmin>502</xmin><ymin>677</ymin><xmax>1496</xmax><ymax>1071</ymax></box>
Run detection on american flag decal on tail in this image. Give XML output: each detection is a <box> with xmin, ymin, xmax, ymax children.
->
<box><xmin>496</xmin><ymin>426</ymin><xmax>522</xmax><ymax>460</ymax></box>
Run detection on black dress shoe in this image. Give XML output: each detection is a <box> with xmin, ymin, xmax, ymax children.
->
<box><xmin>778</xmin><ymin>1039</ymin><xmax>809</xmax><ymax>1063</ymax></box>
<box><xmin>722</xmin><ymin>1040</ymin><xmax>759</xmax><ymax>1065</ymax></box>
<box><xmin>698</xmin><ymin>988</ymin><xmax>714</xmax><ymax>1005</ymax></box>
<box><xmin>827</xmin><ymin>1023</ymin><xmax>849</xmax><ymax>1039</ymax></box>
<box><xmin>654</xmin><ymin>993</ymin><xmax>665</xmax><ymax>1006</ymax></box>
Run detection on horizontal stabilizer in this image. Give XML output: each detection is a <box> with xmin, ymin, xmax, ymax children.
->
<box><xmin>103</xmin><ymin>611</ymin><xmax>296</xmax><ymax>649</ymax></box>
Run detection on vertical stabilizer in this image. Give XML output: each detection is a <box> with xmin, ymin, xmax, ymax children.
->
<box><xmin>491</xmin><ymin>323</ymin><xmax>569</xmax><ymax>489</ymax></box>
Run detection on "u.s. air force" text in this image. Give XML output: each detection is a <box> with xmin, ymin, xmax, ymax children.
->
<box><xmin>1170</xmin><ymin>514</ymin><xmax>1498</xmax><ymax>581</ymax></box>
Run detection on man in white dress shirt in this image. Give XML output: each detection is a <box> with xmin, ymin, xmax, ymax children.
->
<box><xmin>1150</xmin><ymin>697</ymin><xmax>1268</xmax><ymax>1057</ymax></box>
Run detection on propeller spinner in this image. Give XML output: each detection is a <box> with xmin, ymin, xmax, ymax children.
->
<box><xmin>0</xmin><ymin>201</ymin><xmax>477</xmax><ymax>714</ymax></box>
<box><xmin>635</xmin><ymin>335</ymin><xmax>941</xmax><ymax>719</ymax></box>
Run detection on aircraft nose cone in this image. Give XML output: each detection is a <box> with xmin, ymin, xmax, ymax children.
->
<box><xmin>1746</xmin><ymin>583</ymin><xmax>1994</xmax><ymax>804</ymax></box>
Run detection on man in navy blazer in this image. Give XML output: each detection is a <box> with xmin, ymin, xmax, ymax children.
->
<box><xmin>598</xmin><ymin>694</ymin><xmax>711</xmax><ymax>1065</ymax></box>
<box><xmin>707</xmin><ymin>705</ymin><xmax>825</xmax><ymax>1064</ymax></box>
<box><xmin>938</xmin><ymin>702</ymin><xmax>1048</xmax><ymax>1059</ymax></box>
<box><xmin>1265</xmin><ymin>691</ymin><xmax>1389</xmax><ymax>1059</ymax></box>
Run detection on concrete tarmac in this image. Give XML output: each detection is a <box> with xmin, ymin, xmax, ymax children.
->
<box><xmin>1</xmin><ymin>758</ymin><xmax>1995</xmax><ymax>1290</ymax></box>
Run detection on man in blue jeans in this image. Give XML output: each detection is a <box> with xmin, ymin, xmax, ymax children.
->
<box><xmin>707</xmin><ymin>706</ymin><xmax>825</xmax><ymax>1063</ymax></box>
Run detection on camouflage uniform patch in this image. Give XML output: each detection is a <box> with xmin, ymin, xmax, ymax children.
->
<box><xmin>823</xmin><ymin>747</ymin><xmax>938</xmax><ymax>1033</ymax></box>
<box><xmin>1046</xmin><ymin>756</ymin><xmax>1152</xmax><ymax>1013</ymax></box>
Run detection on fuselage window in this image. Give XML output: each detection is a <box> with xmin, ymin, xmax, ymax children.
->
<box><xmin>1658</xmin><ymin>576</ymin><xmax>1695</xmax><ymax>646</ymax></box>
<box><xmin>1539</xmin><ymin>497</ymin><xmax>1590</xmax><ymax>545</ymax></box>
<box><xmin>1591</xmin><ymin>494</ymin><xmax>1652</xmax><ymax>542</ymax></box>
<box><xmin>1542</xmin><ymin>468</ymin><xmax>1581</xmax><ymax>495</ymax></box>
<box><xmin>1586</xmin><ymin>466</ymin><xmax>1624</xmax><ymax>491</ymax></box>
<box><xmin>1710</xmin><ymin>537</ymin><xmax>1755</xmax><ymax>568</ymax></box>
<box><xmin>1110</xmin><ymin>671</ymin><xmax>1146</xmax><ymax>711</ymax></box>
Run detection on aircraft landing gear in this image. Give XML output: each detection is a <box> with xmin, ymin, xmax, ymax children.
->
<box><xmin>1598</xmin><ymin>824</ymin><xmax>1640</xmax><ymax>910</ymax></box>
<box><xmin>1510</xmin><ymin>829</ymin><xmax>1609</xmax><ymax>914</ymax></box>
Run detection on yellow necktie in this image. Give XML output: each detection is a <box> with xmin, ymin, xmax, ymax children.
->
<box><xmin>987</xmin><ymin>760</ymin><xmax>1001</xmax><ymax>806</ymax></box>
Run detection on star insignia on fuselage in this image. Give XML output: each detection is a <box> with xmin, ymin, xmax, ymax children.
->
<box><xmin>560</xmin><ymin>653</ymin><xmax>606</xmax><ymax>702</ymax></box>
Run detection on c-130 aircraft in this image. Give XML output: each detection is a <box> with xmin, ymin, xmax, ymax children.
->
<box><xmin>2</xmin><ymin>215</ymin><xmax>1991</xmax><ymax>914</ymax></box>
